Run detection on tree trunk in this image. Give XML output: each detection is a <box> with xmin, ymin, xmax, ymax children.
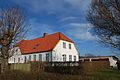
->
<box><xmin>1</xmin><ymin>46</ymin><xmax>9</xmax><ymax>73</ymax></box>
<box><xmin>1</xmin><ymin>58</ymin><xmax>9</xmax><ymax>73</ymax></box>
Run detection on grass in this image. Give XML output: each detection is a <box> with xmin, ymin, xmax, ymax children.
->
<box><xmin>0</xmin><ymin>69</ymin><xmax>120</xmax><ymax>80</ymax></box>
<box><xmin>89</xmin><ymin>69</ymin><xmax>120</xmax><ymax>80</ymax></box>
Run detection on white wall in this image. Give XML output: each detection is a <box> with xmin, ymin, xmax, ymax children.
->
<box><xmin>8</xmin><ymin>47</ymin><xmax>22</xmax><ymax>63</ymax></box>
<box><xmin>52</xmin><ymin>40</ymin><xmax>79</xmax><ymax>62</ymax></box>
<box><xmin>109</xmin><ymin>57</ymin><xmax>117</xmax><ymax>68</ymax></box>
<box><xmin>8</xmin><ymin>47</ymin><xmax>52</xmax><ymax>63</ymax></box>
<box><xmin>80</xmin><ymin>56</ymin><xmax>118</xmax><ymax>68</ymax></box>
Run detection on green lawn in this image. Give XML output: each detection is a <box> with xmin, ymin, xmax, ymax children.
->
<box><xmin>90</xmin><ymin>69</ymin><xmax>120</xmax><ymax>80</ymax></box>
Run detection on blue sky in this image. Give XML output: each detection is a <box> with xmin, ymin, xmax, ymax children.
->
<box><xmin>0</xmin><ymin>0</ymin><xmax>115</xmax><ymax>56</ymax></box>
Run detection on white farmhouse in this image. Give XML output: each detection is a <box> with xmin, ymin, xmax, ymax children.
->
<box><xmin>8</xmin><ymin>32</ymin><xmax>79</xmax><ymax>63</ymax></box>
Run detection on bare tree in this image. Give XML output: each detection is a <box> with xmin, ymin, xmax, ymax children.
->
<box><xmin>87</xmin><ymin>0</ymin><xmax>120</xmax><ymax>51</ymax></box>
<box><xmin>0</xmin><ymin>6</ymin><xmax>27</xmax><ymax>73</ymax></box>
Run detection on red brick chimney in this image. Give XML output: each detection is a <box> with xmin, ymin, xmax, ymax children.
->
<box><xmin>43</xmin><ymin>33</ymin><xmax>48</xmax><ymax>37</ymax></box>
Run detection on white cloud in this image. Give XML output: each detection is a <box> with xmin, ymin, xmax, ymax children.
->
<box><xmin>12</xmin><ymin>0</ymin><xmax>91</xmax><ymax>15</ymax></box>
<box><xmin>11</xmin><ymin>0</ymin><xmax>93</xmax><ymax>41</ymax></box>
<box><xmin>59</xmin><ymin>16</ymin><xmax>77</xmax><ymax>22</ymax></box>
<box><xmin>65</xmin><ymin>0</ymin><xmax>83</xmax><ymax>8</ymax></box>
<box><xmin>73</xmin><ymin>31</ymin><xmax>97</xmax><ymax>41</ymax></box>
<box><xmin>12</xmin><ymin>0</ymin><xmax>68</xmax><ymax>14</ymax></box>
<box><xmin>68</xmin><ymin>23</ymin><xmax>94</xmax><ymax>28</ymax></box>
<box><xmin>64</xmin><ymin>23</ymin><xmax>97</xmax><ymax>41</ymax></box>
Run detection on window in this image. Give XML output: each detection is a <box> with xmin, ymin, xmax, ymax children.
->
<box><xmin>29</xmin><ymin>55</ymin><xmax>31</xmax><ymax>61</ymax></box>
<box><xmin>34</xmin><ymin>55</ymin><xmax>36</xmax><ymax>61</ymax></box>
<box><xmin>74</xmin><ymin>56</ymin><xmax>76</xmax><ymax>61</ymax></box>
<box><xmin>69</xmin><ymin>55</ymin><xmax>72</xmax><ymax>61</ymax></box>
<box><xmin>16</xmin><ymin>49</ymin><xmax>18</xmax><ymax>52</ymax></box>
<box><xmin>39</xmin><ymin>54</ymin><xmax>42</xmax><ymax>61</ymax></box>
<box><xmin>24</xmin><ymin>56</ymin><xmax>27</xmax><ymax>63</ymax></box>
<box><xmin>36</xmin><ymin>44</ymin><xmax>40</xmax><ymax>46</ymax></box>
<box><xmin>14</xmin><ymin>58</ymin><xmax>15</xmax><ymax>63</ymax></box>
<box><xmin>69</xmin><ymin>44</ymin><xmax>71</xmax><ymax>49</ymax></box>
<box><xmin>18</xmin><ymin>58</ymin><xmax>20</xmax><ymax>63</ymax></box>
<box><xmin>62</xmin><ymin>54</ymin><xmax>66</xmax><ymax>62</ymax></box>
<box><xmin>33</xmin><ymin>44</ymin><xmax>40</xmax><ymax>49</ymax></box>
<box><xmin>46</xmin><ymin>53</ymin><xmax>49</xmax><ymax>61</ymax></box>
<box><xmin>33</xmin><ymin>47</ymin><xmax>36</xmax><ymax>49</ymax></box>
<box><xmin>63</xmin><ymin>42</ymin><xmax>66</xmax><ymax>48</ymax></box>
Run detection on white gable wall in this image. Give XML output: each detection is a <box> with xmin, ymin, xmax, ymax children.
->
<box><xmin>9</xmin><ymin>47</ymin><xmax>22</xmax><ymax>63</ymax></box>
<box><xmin>52</xmin><ymin>40</ymin><xmax>79</xmax><ymax>62</ymax></box>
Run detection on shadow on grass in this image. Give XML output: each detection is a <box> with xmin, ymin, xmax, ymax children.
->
<box><xmin>91</xmin><ymin>69</ymin><xmax>120</xmax><ymax>80</ymax></box>
<box><xmin>0</xmin><ymin>70</ymin><xmax>90</xmax><ymax>80</ymax></box>
<box><xmin>0</xmin><ymin>69</ymin><xmax>120</xmax><ymax>80</ymax></box>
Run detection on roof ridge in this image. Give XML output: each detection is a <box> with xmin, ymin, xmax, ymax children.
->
<box><xmin>27</xmin><ymin>32</ymin><xmax>60</xmax><ymax>41</ymax></box>
<box><xmin>58</xmin><ymin>32</ymin><xmax>73</xmax><ymax>43</ymax></box>
<box><xmin>58</xmin><ymin>32</ymin><xmax>61</xmax><ymax>40</ymax></box>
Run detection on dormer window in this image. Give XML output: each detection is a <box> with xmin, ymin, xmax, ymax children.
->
<box><xmin>36</xmin><ymin>44</ymin><xmax>40</xmax><ymax>47</ymax></box>
<box><xmin>33</xmin><ymin>44</ymin><xmax>40</xmax><ymax>49</ymax></box>
<box><xmin>63</xmin><ymin>42</ymin><xmax>66</xmax><ymax>48</ymax></box>
<box><xmin>33</xmin><ymin>47</ymin><xmax>36</xmax><ymax>49</ymax></box>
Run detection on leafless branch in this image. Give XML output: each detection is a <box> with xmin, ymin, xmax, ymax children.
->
<box><xmin>88</xmin><ymin>0</ymin><xmax>120</xmax><ymax>50</ymax></box>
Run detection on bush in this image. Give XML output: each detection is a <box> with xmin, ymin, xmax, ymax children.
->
<box><xmin>44</xmin><ymin>66</ymin><xmax>85</xmax><ymax>75</ymax></box>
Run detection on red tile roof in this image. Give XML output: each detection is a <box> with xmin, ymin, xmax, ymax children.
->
<box><xmin>18</xmin><ymin>32</ymin><xmax>73</xmax><ymax>55</ymax></box>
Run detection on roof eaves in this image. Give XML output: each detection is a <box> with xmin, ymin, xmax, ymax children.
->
<box><xmin>21</xmin><ymin>50</ymin><xmax>53</xmax><ymax>55</ymax></box>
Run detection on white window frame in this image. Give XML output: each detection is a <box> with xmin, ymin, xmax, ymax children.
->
<box><xmin>69</xmin><ymin>55</ymin><xmax>72</xmax><ymax>61</ymax></box>
<box><xmin>62</xmin><ymin>54</ymin><xmax>66</xmax><ymax>62</ymax></box>
<box><xmin>46</xmin><ymin>53</ymin><xmax>49</xmax><ymax>62</ymax></box>
<box><xmin>63</xmin><ymin>42</ymin><xmax>66</xmax><ymax>48</ymax></box>
<box><xmin>29</xmin><ymin>55</ymin><xmax>31</xmax><ymax>61</ymax></box>
<box><xmin>69</xmin><ymin>44</ymin><xmax>71</xmax><ymax>49</ymax></box>
<box><xmin>74</xmin><ymin>56</ymin><xmax>76</xmax><ymax>61</ymax></box>
<box><xmin>39</xmin><ymin>54</ymin><xmax>42</xmax><ymax>61</ymax></box>
<box><xmin>34</xmin><ymin>55</ymin><xmax>36</xmax><ymax>61</ymax></box>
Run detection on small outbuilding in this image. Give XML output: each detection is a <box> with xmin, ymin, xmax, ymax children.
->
<box><xmin>80</xmin><ymin>56</ymin><xmax>119</xmax><ymax>68</ymax></box>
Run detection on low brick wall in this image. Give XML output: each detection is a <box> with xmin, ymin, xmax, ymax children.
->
<box><xmin>9</xmin><ymin>62</ymin><xmax>80</xmax><ymax>73</ymax></box>
<box><xmin>9</xmin><ymin>62</ymin><xmax>45</xmax><ymax>72</ymax></box>
<box><xmin>9</xmin><ymin>61</ymin><xmax>110</xmax><ymax>73</ymax></box>
<box><xmin>9</xmin><ymin>63</ymin><xmax>31</xmax><ymax>72</ymax></box>
<box><xmin>30</xmin><ymin>62</ymin><xmax>45</xmax><ymax>72</ymax></box>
